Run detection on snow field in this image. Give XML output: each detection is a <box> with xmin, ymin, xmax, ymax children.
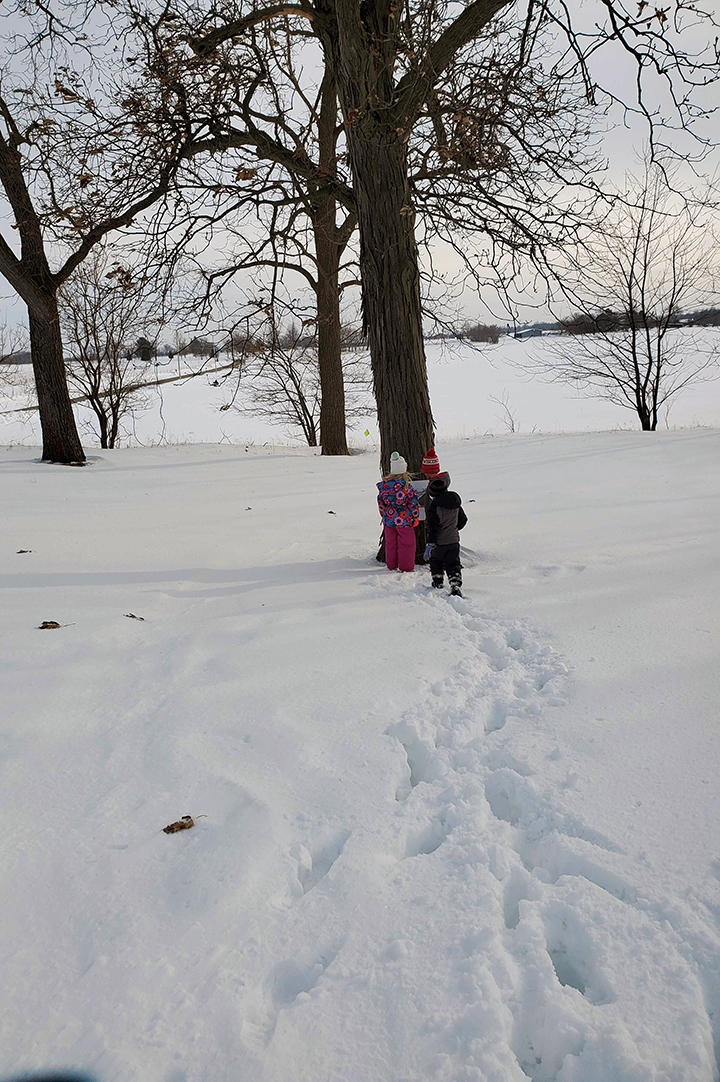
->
<box><xmin>1</xmin><ymin>435</ymin><xmax>719</xmax><ymax>1081</ymax></box>
<box><xmin>2</xmin><ymin>329</ymin><xmax>720</xmax><ymax>450</ymax></box>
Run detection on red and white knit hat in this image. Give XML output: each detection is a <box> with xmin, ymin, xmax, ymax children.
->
<box><xmin>421</xmin><ymin>448</ymin><xmax>441</xmax><ymax>476</ymax></box>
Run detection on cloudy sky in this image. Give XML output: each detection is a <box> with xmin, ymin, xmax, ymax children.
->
<box><xmin>1</xmin><ymin>0</ymin><xmax>718</xmax><ymax>335</ymax></box>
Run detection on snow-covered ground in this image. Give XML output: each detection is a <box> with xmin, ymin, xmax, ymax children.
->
<box><xmin>2</xmin><ymin>330</ymin><xmax>720</xmax><ymax>449</ymax></box>
<box><xmin>1</xmin><ymin>430</ymin><xmax>719</xmax><ymax>1081</ymax></box>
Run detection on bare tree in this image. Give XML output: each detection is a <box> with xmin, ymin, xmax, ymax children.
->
<box><xmin>0</xmin><ymin>2</ymin><xmax>258</xmax><ymax>463</ymax></box>
<box><xmin>489</xmin><ymin>389</ymin><xmax>519</xmax><ymax>432</ymax></box>
<box><xmin>59</xmin><ymin>251</ymin><xmax>163</xmax><ymax>448</ymax></box>
<box><xmin>243</xmin><ymin>337</ymin><xmax>322</xmax><ymax>447</ymax></box>
<box><xmin>198</xmin><ymin>66</ymin><xmax>358</xmax><ymax>456</ymax></box>
<box><xmin>189</xmin><ymin>0</ymin><xmax>719</xmax><ymax>474</ymax></box>
<box><xmin>530</xmin><ymin>166</ymin><xmax>719</xmax><ymax>430</ymax></box>
<box><xmin>109</xmin><ymin>0</ymin><xmax>717</xmax><ymax>477</ymax></box>
<box><xmin>124</xmin><ymin>15</ymin><xmax>359</xmax><ymax>456</ymax></box>
<box><xmin>130</xmin><ymin>11</ymin><xmax>594</xmax><ymax>462</ymax></box>
<box><xmin>219</xmin><ymin>291</ymin><xmax>371</xmax><ymax>445</ymax></box>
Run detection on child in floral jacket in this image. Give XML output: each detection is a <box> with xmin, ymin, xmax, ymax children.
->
<box><xmin>377</xmin><ymin>452</ymin><xmax>419</xmax><ymax>572</ymax></box>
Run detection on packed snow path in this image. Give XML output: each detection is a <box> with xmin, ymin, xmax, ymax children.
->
<box><xmin>1</xmin><ymin>435</ymin><xmax>719</xmax><ymax>1082</ymax></box>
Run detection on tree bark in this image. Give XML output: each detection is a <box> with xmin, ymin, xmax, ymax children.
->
<box><xmin>95</xmin><ymin>400</ymin><xmax>110</xmax><ymax>449</ymax></box>
<box><xmin>348</xmin><ymin>128</ymin><xmax>434</xmax><ymax>474</ymax></box>
<box><xmin>314</xmin><ymin>226</ymin><xmax>349</xmax><ymax>454</ymax></box>
<box><xmin>0</xmin><ymin>132</ymin><xmax>86</xmax><ymax>465</ymax></box>
<box><xmin>313</xmin><ymin>72</ymin><xmax>350</xmax><ymax>456</ymax></box>
<box><xmin>109</xmin><ymin>407</ymin><xmax>120</xmax><ymax>448</ymax></box>
<box><xmin>28</xmin><ymin>299</ymin><xmax>86</xmax><ymax>463</ymax></box>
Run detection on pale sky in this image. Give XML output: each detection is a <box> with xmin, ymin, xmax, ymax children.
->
<box><xmin>1</xmin><ymin>0</ymin><xmax>718</xmax><ymax>333</ymax></box>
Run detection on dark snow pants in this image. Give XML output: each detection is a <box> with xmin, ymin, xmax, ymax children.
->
<box><xmin>430</xmin><ymin>542</ymin><xmax>462</xmax><ymax>590</ymax></box>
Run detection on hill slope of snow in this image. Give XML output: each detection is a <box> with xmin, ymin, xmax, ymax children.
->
<box><xmin>1</xmin><ymin>431</ymin><xmax>719</xmax><ymax>1081</ymax></box>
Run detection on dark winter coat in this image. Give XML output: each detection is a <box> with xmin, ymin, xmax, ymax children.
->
<box><xmin>427</xmin><ymin>488</ymin><xmax>468</xmax><ymax>545</ymax></box>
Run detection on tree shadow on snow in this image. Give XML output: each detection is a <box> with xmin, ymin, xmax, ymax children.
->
<box><xmin>0</xmin><ymin>556</ymin><xmax>386</xmax><ymax>599</ymax></box>
<box><xmin>2</xmin><ymin>1074</ymin><xmax>99</xmax><ymax>1082</ymax></box>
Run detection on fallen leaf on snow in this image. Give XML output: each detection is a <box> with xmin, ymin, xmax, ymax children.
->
<box><xmin>16</xmin><ymin>549</ymin><xmax>33</xmax><ymax>553</ymax></box>
<box><xmin>124</xmin><ymin>612</ymin><xmax>145</xmax><ymax>621</ymax></box>
<box><xmin>37</xmin><ymin>621</ymin><xmax>62</xmax><ymax>629</ymax></box>
<box><xmin>163</xmin><ymin>815</ymin><xmax>195</xmax><ymax>834</ymax></box>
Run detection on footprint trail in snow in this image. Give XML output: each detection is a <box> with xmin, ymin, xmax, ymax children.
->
<box><xmin>234</xmin><ymin>576</ymin><xmax>719</xmax><ymax>1082</ymax></box>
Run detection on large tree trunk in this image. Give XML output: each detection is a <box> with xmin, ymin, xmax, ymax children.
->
<box><xmin>29</xmin><ymin>299</ymin><xmax>86</xmax><ymax>464</ymax></box>
<box><xmin>314</xmin><ymin>73</ymin><xmax>350</xmax><ymax>456</ymax></box>
<box><xmin>327</xmin><ymin>0</ymin><xmax>435</xmax><ymax>475</ymax></box>
<box><xmin>314</xmin><ymin>215</ymin><xmax>349</xmax><ymax>455</ymax></box>
<box><xmin>0</xmin><ymin>135</ymin><xmax>86</xmax><ymax>465</ymax></box>
<box><xmin>346</xmin><ymin>128</ymin><xmax>434</xmax><ymax>474</ymax></box>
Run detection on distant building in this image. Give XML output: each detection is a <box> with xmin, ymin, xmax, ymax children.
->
<box><xmin>513</xmin><ymin>328</ymin><xmax>543</xmax><ymax>340</ymax></box>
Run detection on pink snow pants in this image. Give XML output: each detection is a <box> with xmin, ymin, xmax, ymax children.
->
<box><xmin>384</xmin><ymin>525</ymin><xmax>416</xmax><ymax>572</ymax></box>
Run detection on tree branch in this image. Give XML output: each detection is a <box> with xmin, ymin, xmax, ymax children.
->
<box><xmin>190</xmin><ymin>4</ymin><xmax>316</xmax><ymax>56</ymax></box>
<box><xmin>0</xmin><ymin>233</ymin><xmax>55</xmax><ymax>317</ymax></box>
<box><xmin>394</xmin><ymin>0</ymin><xmax>514</xmax><ymax>124</ymax></box>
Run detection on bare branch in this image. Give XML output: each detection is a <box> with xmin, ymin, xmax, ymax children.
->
<box><xmin>191</xmin><ymin>4</ymin><xmax>316</xmax><ymax>56</ymax></box>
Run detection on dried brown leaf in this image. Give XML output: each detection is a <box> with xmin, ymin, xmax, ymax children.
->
<box><xmin>163</xmin><ymin>815</ymin><xmax>194</xmax><ymax>834</ymax></box>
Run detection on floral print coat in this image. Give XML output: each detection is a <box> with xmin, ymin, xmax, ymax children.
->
<box><xmin>377</xmin><ymin>478</ymin><xmax>420</xmax><ymax>528</ymax></box>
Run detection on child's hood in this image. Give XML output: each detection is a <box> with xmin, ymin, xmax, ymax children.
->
<box><xmin>431</xmin><ymin>489</ymin><xmax>462</xmax><ymax>509</ymax></box>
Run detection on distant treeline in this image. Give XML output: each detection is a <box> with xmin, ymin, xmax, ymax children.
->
<box><xmin>554</xmin><ymin>307</ymin><xmax>720</xmax><ymax>335</ymax></box>
<box><xmin>446</xmin><ymin>308</ymin><xmax>720</xmax><ymax>344</ymax></box>
<box><xmin>461</xmin><ymin>322</ymin><xmax>501</xmax><ymax>343</ymax></box>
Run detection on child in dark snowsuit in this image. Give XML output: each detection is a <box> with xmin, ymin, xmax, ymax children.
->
<box><xmin>424</xmin><ymin>473</ymin><xmax>467</xmax><ymax>596</ymax></box>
